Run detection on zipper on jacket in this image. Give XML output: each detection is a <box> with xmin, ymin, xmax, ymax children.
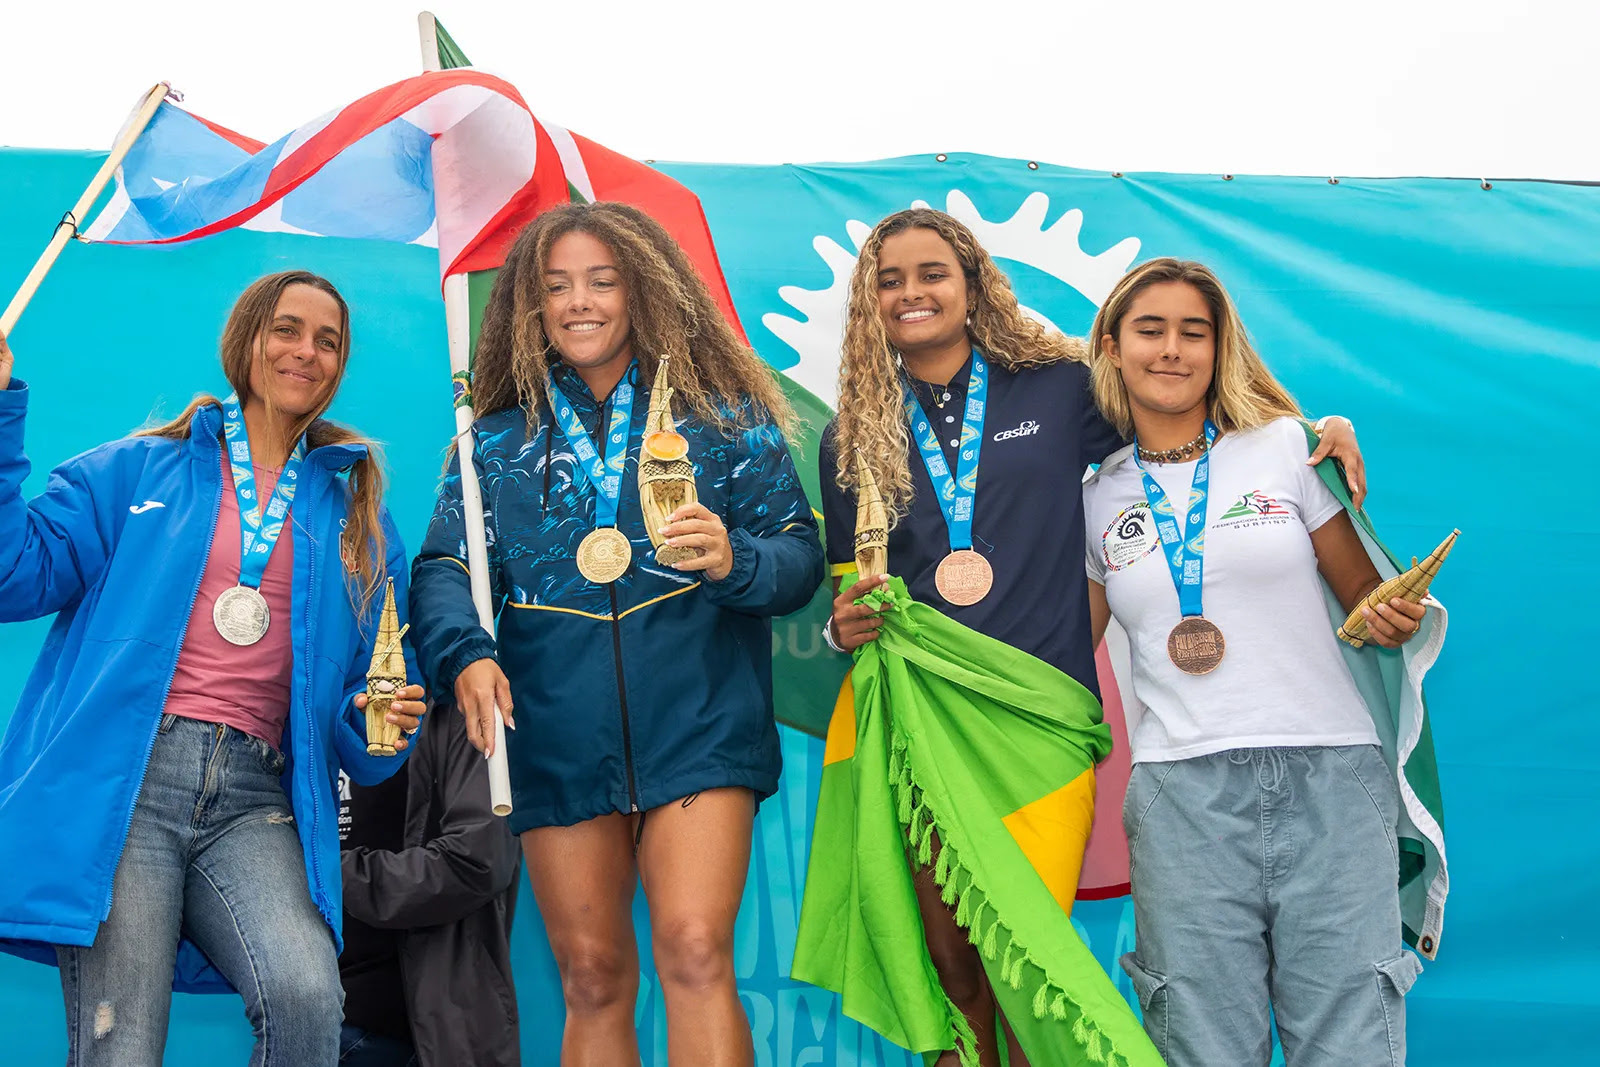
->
<box><xmin>299</xmin><ymin>467</ymin><xmax>330</xmax><ymax>921</ymax></box>
<box><xmin>105</xmin><ymin>442</ymin><xmax>224</xmax><ymax>916</ymax></box>
<box><xmin>607</xmin><ymin>583</ymin><xmax>639</xmax><ymax>813</ymax></box>
<box><xmin>591</xmin><ymin>391</ymin><xmax>640</xmax><ymax>814</ymax></box>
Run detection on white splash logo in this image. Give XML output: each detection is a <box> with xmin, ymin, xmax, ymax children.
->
<box><xmin>762</xmin><ymin>190</ymin><xmax>1142</xmax><ymax>408</ymax></box>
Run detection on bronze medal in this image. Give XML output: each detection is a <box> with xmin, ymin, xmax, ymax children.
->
<box><xmin>934</xmin><ymin>549</ymin><xmax>993</xmax><ymax>606</ymax></box>
<box><xmin>1167</xmin><ymin>616</ymin><xmax>1225</xmax><ymax>675</ymax></box>
<box><xmin>576</xmin><ymin>527</ymin><xmax>633</xmax><ymax>585</ymax></box>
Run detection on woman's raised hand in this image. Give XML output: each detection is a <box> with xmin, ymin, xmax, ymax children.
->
<box><xmin>0</xmin><ymin>332</ymin><xmax>14</xmax><ymax>392</ymax></box>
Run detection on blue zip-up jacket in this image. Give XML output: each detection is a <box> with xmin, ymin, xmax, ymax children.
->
<box><xmin>410</xmin><ymin>364</ymin><xmax>824</xmax><ymax>833</ymax></box>
<box><xmin>0</xmin><ymin>381</ymin><xmax>418</xmax><ymax>992</ymax></box>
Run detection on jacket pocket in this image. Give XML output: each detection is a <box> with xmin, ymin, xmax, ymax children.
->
<box><xmin>1119</xmin><ymin>952</ymin><xmax>1170</xmax><ymax>1055</ymax></box>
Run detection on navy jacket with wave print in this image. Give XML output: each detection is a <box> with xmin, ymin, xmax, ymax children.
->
<box><xmin>409</xmin><ymin>363</ymin><xmax>824</xmax><ymax>833</ymax></box>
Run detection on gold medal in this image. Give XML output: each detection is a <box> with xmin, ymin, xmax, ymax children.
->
<box><xmin>577</xmin><ymin>527</ymin><xmax>633</xmax><ymax>584</ymax></box>
<box><xmin>934</xmin><ymin>549</ymin><xmax>993</xmax><ymax>606</ymax></box>
<box><xmin>1167</xmin><ymin>616</ymin><xmax>1225</xmax><ymax>675</ymax></box>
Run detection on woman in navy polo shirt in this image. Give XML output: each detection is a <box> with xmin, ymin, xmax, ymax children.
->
<box><xmin>812</xmin><ymin>208</ymin><xmax>1363</xmax><ymax>1065</ymax></box>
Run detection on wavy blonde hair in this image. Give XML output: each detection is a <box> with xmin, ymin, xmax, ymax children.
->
<box><xmin>138</xmin><ymin>271</ymin><xmax>388</xmax><ymax>616</ymax></box>
<box><xmin>471</xmin><ymin>201</ymin><xmax>793</xmax><ymax>435</ymax></box>
<box><xmin>1089</xmin><ymin>257</ymin><xmax>1302</xmax><ymax>438</ymax></box>
<box><xmin>832</xmin><ymin>208</ymin><xmax>1086</xmax><ymax>523</ymax></box>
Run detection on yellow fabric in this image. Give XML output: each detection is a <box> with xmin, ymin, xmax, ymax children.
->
<box><xmin>1001</xmin><ymin>766</ymin><xmax>1097</xmax><ymax>914</ymax></box>
<box><xmin>823</xmin><ymin>675</ymin><xmax>857</xmax><ymax>766</ymax></box>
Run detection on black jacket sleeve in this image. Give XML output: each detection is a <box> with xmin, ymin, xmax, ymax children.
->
<box><xmin>340</xmin><ymin>705</ymin><xmax>520</xmax><ymax>930</ymax></box>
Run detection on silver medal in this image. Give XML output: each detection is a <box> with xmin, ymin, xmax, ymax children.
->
<box><xmin>213</xmin><ymin>585</ymin><xmax>270</xmax><ymax>646</ymax></box>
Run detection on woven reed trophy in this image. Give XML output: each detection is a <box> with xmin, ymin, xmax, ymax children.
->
<box><xmin>364</xmin><ymin>578</ymin><xmax>410</xmax><ymax>756</ymax></box>
<box><xmin>1338</xmin><ymin>529</ymin><xmax>1458</xmax><ymax>648</ymax></box>
<box><xmin>853</xmin><ymin>450</ymin><xmax>888</xmax><ymax>581</ymax></box>
<box><xmin>639</xmin><ymin>355</ymin><xmax>703</xmax><ymax>566</ymax></box>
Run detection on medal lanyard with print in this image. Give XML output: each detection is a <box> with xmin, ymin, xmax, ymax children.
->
<box><xmin>221</xmin><ymin>394</ymin><xmax>305</xmax><ymax>586</ymax></box>
<box><xmin>902</xmin><ymin>348</ymin><xmax>987</xmax><ymax>553</ymax></box>
<box><xmin>547</xmin><ymin>365</ymin><xmax>637</xmax><ymax>528</ymax></box>
<box><xmin>1132</xmin><ymin>420</ymin><xmax>1226</xmax><ymax>674</ymax></box>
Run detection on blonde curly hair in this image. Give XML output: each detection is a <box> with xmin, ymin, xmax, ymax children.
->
<box><xmin>472</xmin><ymin>201</ymin><xmax>793</xmax><ymax>436</ymax></box>
<box><xmin>832</xmin><ymin>207</ymin><xmax>1086</xmax><ymax>523</ymax></box>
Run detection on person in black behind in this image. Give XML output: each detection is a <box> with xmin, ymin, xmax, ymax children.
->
<box><xmin>338</xmin><ymin>702</ymin><xmax>522</xmax><ymax>1066</ymax></box>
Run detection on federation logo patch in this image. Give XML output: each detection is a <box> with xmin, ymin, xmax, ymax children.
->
<box><xmin>1216</xmin><ymin>490</ymin><xmax>1294</xmax><ymax>530</ymax></box>
<box><xmin>1103</xmin><ymin>502</ymin><xmax>1161</xmax><ymax>571</ymax></box>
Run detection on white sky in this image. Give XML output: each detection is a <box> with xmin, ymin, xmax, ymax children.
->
<box><xmin>2</xmin><ymin>0</ymin><xmax>1593</xmax><ymax>180</ymax></box>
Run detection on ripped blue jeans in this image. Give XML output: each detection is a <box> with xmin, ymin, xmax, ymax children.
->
<box><xmin>57</xmin><ymin>713</ymin><xmax>342</xmax><ymax>1066</ymax></box>
<box><xmin>1121</xmin><ymin>745</ymin><xmax>1422</xmax><ymax>1067</ymax></box>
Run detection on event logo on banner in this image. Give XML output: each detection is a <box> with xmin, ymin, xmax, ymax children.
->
<box><xmin>764</xmin><ymin>190</ymin><xmax>1142</xmax><ymax>407</ymax></box>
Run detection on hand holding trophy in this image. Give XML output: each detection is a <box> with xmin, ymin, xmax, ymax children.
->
<box><xmin>364</xmin><ymin>578</ymin><xmax>411</xmax><ymax>755</ymax></box>
<box><xmin>639</xmin><ymin>355</ymin><xmax>702</xmax><ymax>566</ymax></box>
<box><xmin>1338</xmin><ymin>529</ymin><xmax>1458</xmax><ymax>648</ymax></box>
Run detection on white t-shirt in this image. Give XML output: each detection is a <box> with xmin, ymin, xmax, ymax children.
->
<box><xmin>1084</xmin><ymin>417</ymin><xmax>1378</xmax><ymax>764</ymax></box>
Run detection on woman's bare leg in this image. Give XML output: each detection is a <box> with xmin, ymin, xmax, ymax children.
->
<box><xmin>522</xmin><ymin>814</ymin><xmax>641</xmax><ymax>1067</ymax></box>
<box><xmin>635</xmin><ymin>788</ymin><xmax>756</xmax><ymax>1067</ymax></box>
<box><xmin>913</xmin><ymin>844</ymin><xmax>1003</xmax><ymax>1067</ymax></box>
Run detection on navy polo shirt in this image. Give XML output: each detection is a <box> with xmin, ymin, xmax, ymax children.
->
<box><xmin>819</xmin><ymin>353</ymin><xmax>1124</xmax><ymax>698</ymax></box>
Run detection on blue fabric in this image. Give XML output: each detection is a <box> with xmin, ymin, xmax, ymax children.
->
<box><xmin>59</xmin><ymin>715</ymin><xmax>343</xmax><ymax>1065</ymax></box>
<box><xmin>0</xmin><ymin>382</ymin><xmax>419</xmax><ymax>992</ymax></box>
<box><xmin>409</xmin><ymin>363</ymin><xmax>824</xmax><ymax>832</ymax></box>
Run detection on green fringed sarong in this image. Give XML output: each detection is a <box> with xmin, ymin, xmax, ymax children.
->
<box><xmin>793</xmin><ymin>577</ymin><xmax>1162</xmax><ymax>1067</ymax></box>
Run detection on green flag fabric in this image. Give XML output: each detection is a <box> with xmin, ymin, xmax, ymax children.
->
<box><xmin>793</xmin><ymin>577</ymin><xmax>1162</xmax><ymax>1067</ymax></box>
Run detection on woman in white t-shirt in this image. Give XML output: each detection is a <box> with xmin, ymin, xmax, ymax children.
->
<box><xmin>1082</xmin><ymin>258</ymin><xmax>1428</xmax><ymax>1067</ymax></box>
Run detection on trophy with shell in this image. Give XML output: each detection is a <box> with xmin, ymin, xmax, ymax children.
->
<box><xmin>639</xmin><ymin>355</ymin><xmax>703</xmax><ymax>566</ymax></box>
<box><xmin>364</xmin><ymin>578</ymin><xmax>410</xmax><ymax>756</ymax></box>
<box><xmin>1338</xmin><ymin>529</ymin><xmax>1458</xmax><ymax>648</ymax></box>
<box><xmin>854</xmin><ymin>450</ymin><xmax>888</xmax><ymax>582</ymax></box>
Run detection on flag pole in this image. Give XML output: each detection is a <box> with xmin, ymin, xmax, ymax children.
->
<box><xmin>419</xmin><ymin>11</ymin><xmax>514</xmax><ymax>816</ymax></box>
<box><xmin>0</xmin><ymin>82</ymin><xmax>172</xmax><ymax>336</ymax></box>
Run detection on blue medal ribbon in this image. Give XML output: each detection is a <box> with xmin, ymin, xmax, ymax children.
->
<box><xmin>903</xmin><ymin>349</ymin><xmax>988</xmax><ymax>552</ymax></box>
<box><xmin>220</xmin><ymin>394</ymin><xmax>305</xmax><ymax>589</ymax></box>
<box><xmin>546</xmin><ymin>365</ymin><xmax>636</xmax><ymax>528</ymax></box>
<box><xmin>1132</xmin><ymin>420</ymin><xmax>1218</xmax><ymax>619</ymax></box>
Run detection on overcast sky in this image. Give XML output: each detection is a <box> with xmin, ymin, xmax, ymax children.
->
<box><xmin>2</xmin><ymin>0</ymin><xmax>1592</xmax><ymax>181</ymax></box>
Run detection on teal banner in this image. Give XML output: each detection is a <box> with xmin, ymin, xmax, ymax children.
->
<box><xmin>1</xmin><ymin>147</ymin><xmax>1595</xmax><ymax>1064</ymax></box>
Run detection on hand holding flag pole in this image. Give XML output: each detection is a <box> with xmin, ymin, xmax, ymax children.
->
<box><xmin>0</xmin><ymin>82</ymin><xmax>175</xmax><ymax>337</ymax></box>
<box><xmin>420</xmin><ymin>10</ymin><xmax>514</xmax><ymax>816</ymax></box>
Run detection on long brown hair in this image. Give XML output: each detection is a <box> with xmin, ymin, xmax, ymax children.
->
<box><xmin>471</xmin><ymin>201</ymin><xmax>794</xmax><ymax>435</ymax></box>
<box><xmin>1088</xmin><ymin>257</ymin><xmax>1302</xmax><ymax>438</ymax></box>
<box><xmin>138</xmin><ymin>270</ymin><xmax>388</xmax><ymax>614</ymax></box>
<box><xmin>832</xmin><ymin>207</ymin><xmax>1087</xmax><ymax>523</ymax></box>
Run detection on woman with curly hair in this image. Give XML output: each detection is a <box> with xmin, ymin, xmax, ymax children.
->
<box><xmin>408</xmin><ymin>201</ymin><xmax>824</xmax><ymax>1065</ymax></box>
<box><xmin>795</xmin><ymin>209</ymin><xmax>1362</xmax><ymax>1066</ymax></box>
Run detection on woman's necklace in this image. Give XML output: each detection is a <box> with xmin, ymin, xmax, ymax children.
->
<box><xmin>912</xmin><ymin>379</ymin><xmax>952</xmax><ymax>410</ymax></box>
<box><xmin>1137</xmin><ymin>429</ymin><xmax>1210</xmax><ymax>464</ymax></box>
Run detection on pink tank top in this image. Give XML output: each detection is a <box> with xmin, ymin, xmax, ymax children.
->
<box><xmin>164</xmin><ymin>452</ymin><xmax>296</xmax><ymax>749</ymax></box>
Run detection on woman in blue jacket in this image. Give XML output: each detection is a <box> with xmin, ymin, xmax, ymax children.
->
<box><xmin>0</xmin><ymin>271</ymin><xmax>424</xmax><ymax>1066</ymax></box>
<box><xmin>410</xmin><ymin>202</ymin><xmax>824</xmax><ymax>1064</ymax></box>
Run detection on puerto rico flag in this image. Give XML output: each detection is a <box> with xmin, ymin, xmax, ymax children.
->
<box><xmin>84</xmin><ymin>69</ymin><xmax>746</xmax><ymax>337</ymax></box>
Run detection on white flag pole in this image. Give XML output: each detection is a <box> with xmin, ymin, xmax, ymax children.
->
<box><xmin>1</xmin><ymin>82</ymin><xmax>172</xmax><ymax>336</ymax></box>
<box><xmin>421</xmin><ymin>11</ymin><xmax>513</xmax><ymax>816</ymax></box>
